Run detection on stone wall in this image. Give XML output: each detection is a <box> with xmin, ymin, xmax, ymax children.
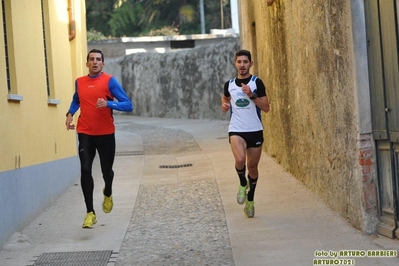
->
<box><xmin>239</xmin><ymin>0</ymin><xmax>373</xmax><ymax>232</ymax></box>
<box><xmin>117</xmin><ymin>37</ymin><xmax>240</xmax><ymax>120</ymax></box>
<box><xmin>88</xmin><ymin>33</ymin><xmax>238</xmax><ymax>59</ymax></box>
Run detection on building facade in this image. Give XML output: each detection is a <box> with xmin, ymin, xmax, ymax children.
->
<box><xmin>238</xmin><ymin>0</ymin><xmax>399</xmax><ymax>238</ymax></box>
<box><xmin>0</xmin><ymin>0</ymin><xmax>86</xmax><ymax>248</ymax></box>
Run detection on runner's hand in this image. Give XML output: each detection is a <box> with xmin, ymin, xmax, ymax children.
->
<box><xmin>65</xmin><ymin>115</ymin><xmax>75</xmax><ymax>130</ymax></box>
<box><xmin>222</xmin><ymin>103</ymin><xmax>230</xmax><ymax>112</ymax></box>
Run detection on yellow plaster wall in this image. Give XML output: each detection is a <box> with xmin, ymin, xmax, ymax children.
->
<box><xmin>238</xmin><ymin>0</ymin><xmax>365</xmax><ymax>230</ymax></box>
<box><xmin>0</xmin><ymin>0</ymin><xmax>87</xmax><ymax>172</ymax></box>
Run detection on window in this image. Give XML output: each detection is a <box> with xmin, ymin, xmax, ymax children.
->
<box><xmin>3</xmin><ymin>0</ymin><xmax>22</xmax><ymax>101</ymax></box>
<box><xmin>41</xmin><ymin>0</ymin><xmax>50</xmax><ymax>96</ymax></box>
<box><xmin>2</xmin><ymin>0</ymin><xmax>10</xmax><ymax>92</ymax></box>
<box><xmin>41</xmin><ymin>0</ymin><xmax>59</xmax><ymax>105</ymax></box>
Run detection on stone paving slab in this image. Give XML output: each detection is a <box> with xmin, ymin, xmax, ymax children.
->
<box><xmin>115</xmin><ymin>121</ymin><xmax>200</xmax><ymax>155</ymax></box>
<box><xmin>116</xmin><ymin>180</ymin><xmax>234</xmax><ymax>266</ymax></box>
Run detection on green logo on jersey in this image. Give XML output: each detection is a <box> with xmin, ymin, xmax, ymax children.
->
<box><xmin>235</xmin><ymin>99</ymin><xmax>250</xmax><ymax>107</ymax></box>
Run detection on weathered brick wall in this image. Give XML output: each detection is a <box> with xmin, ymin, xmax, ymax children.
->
<box><xmin>239</xmin><ymin>0</ymin><xmax>367</xmax><ymax>230</ymax></box>
<box><xmin>118</xmin><ymin>37</ymin><xmax>240</xmax><ymax>120</ymax></box>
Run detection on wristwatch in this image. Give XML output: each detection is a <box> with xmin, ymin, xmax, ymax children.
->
<box><xmin>249</xmin><ymin>93</ymin><xmax>258</xmax><ymax>100</ymax></box>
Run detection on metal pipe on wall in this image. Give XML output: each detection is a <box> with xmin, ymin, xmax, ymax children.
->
<box><xmin>68</xmin><ymin>0</ymin><xmax>75</xmax><ymax>41</ymax></box>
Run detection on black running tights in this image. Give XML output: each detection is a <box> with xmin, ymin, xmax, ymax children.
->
<box><xmin>78</xmin><ymin>133</ymin><xmax>115</xmax><ymax>213</ymax></box>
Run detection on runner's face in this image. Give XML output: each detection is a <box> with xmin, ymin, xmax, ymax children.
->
<box><xmin>235</xmin><ymin>55</ymin><xmax>253</xmax><ymax>78</ymax></box>
<box><xmin>86</xmin><ymin>52</ymin><xmax>104</xmax><ymax>76</ymax></box>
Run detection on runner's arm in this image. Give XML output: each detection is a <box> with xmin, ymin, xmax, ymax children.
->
<box><xmin>107</xmin><ymin>77</ymin><xmax>133</xmax><ymax>112</ymax></box>
<box><xmin>221</xmin><ymin>82</ymin><xmax>231</xmax><ymax>112</ymax></box>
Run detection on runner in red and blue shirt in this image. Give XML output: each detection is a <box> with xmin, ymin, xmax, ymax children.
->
<box><xmin>65</xmin><ymin>49</ymin><xmax>133</xmax><ymax>228</ymax></box>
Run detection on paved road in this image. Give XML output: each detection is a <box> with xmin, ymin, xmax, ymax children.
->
<box><xmin>1</xmin><ymin>116</ymin><xmax>398</xmax><ymax>266</ymax></box>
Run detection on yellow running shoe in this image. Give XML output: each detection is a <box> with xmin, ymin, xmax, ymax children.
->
<box><xmin>82</xmin><ymin>212</ymin><xmax>97</xmax><ymax>228</ymax></box>
<box><xmin>102</xmin><ymin>189</ymin><xmax>113</xmax><ymax>213</ymax></box>
<box><xmin>244</xmin><ymin>200</ymin><xmax>255</xmax><ymax>218</ymax></box>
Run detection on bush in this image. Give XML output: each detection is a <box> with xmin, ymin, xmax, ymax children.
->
<box><xmin>87</xmin><ymin>29</ymin><xmax>107</xmax><ymax>41</ymax></box>
<box><xmin>144</xmin><ymin>26</ymin><xmax>179</xmax><ymax>37</ymax></box>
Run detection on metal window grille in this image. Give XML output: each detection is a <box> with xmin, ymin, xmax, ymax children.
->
<box><xmin>2</xmin><ymin>0</ymin><xmax>10</xmax><ymax>91</ymax></box>
<box><xmin>41</xmin><ymin>0</ymin><xmax>50</xmax><ymax>96</ymax></box>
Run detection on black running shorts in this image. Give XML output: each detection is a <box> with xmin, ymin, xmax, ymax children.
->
<box><xmin>229</xmin><ymin>130</ymin><xmax>264</xmax><ymax>148</ymax></box>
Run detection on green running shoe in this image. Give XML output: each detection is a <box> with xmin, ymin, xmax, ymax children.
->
<box><xmin>237</xmin><ymin>184</ymin><xmax>248</xmax><ymax>204</ymax></box>
<box><xmin>244</xmin><ymin>200</ymin><xmax>255</xmax><ymax>218</ymax></box>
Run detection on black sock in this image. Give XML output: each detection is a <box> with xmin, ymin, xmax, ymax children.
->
<box><xmin>104</xmin><ymin>171</ymin><xmax>114</xmax><ymax>197</ymax></box>
<box><xmin>247</xmin><ymin>175</ymin><xmax>258</xmax><ymax>201</ymax></box>
<box><xmin>103</xmin><ymin>187</ymin><xmax>112</xmax><ymax>197</ymax></box>
<box><xmin>236</xmin><ymin>165</ymin><xmax>247</xmax><ymax>187</ymax></box>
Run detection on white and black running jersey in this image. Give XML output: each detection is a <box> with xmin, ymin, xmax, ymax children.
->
<box><xmin>223</xmin><ymin>75</ymin><xmax>267</xmax><ymax>133</ymax></box>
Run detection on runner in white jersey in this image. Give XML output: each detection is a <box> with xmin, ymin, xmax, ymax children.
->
<box><xmin>221</xmin><ymin>50</ymin><xmax>270</xmax><ymax>218</ymax></box>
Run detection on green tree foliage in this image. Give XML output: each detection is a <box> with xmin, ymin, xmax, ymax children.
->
<box><xmin>86</xmin><ymin>0</ymin><xmax>231</xmax><ymax>38</ymax></box>
<box><xmin>205</xmin><ymin>0</ymin><xmax>231</xmax><ymax>30</ymax></box>
<box><xmin>86</xmin><ymin>0</ymin><xmax>116</xmax><ymax>37</ymax></box>
<box><xmin>109</xmin><ymin>1</ymin><xmax>146</xmax><ymax>36</ymax></box>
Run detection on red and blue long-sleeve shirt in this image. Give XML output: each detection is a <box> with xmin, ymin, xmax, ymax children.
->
<box><xmin>67</xmin><ymin>72</ymin><xmax>133</xmax><ymax>135</ymax></box>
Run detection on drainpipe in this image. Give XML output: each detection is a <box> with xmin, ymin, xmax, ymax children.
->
<box><xmin>200</xmin><ymin>0</ymin><xmax>205</xmax><ymax>34</ymax></box>
<box><xmin>68</xmin><ymin>0</ymin><xmax>75</xmax><ymax>41</ymax></box>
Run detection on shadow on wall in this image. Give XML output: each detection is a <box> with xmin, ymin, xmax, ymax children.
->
<box><xmin>109</xmin><ymin>37</ymin><xmax>240</xmax><ymax>120</ymax></box>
